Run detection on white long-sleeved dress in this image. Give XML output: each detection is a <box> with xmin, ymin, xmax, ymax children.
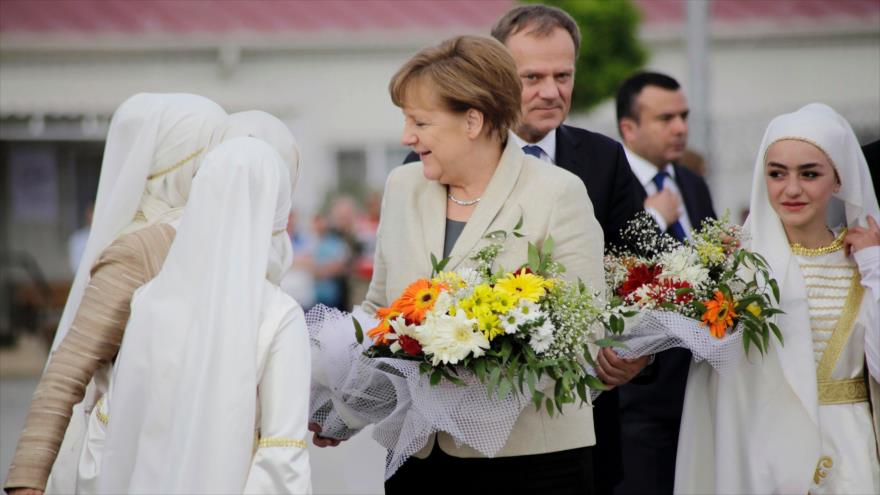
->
<box><xmin>75</xmin><ymin>285</ymin><xmax>312</xmax><ymax>494</ymax></box>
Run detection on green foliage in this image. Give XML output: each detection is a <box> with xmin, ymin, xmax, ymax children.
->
<box><xmin>523</xmin><ymin>0</ymin><xmax>647</xmax><ymax>112</ymax></box>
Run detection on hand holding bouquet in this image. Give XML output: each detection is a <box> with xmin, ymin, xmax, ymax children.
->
<box><xmin>357</xmin><ymin>225</ymin><xmax>618</xmax><ymax>415</ymax></box>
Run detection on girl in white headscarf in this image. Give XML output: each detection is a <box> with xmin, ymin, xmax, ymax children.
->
<box><xmin>4</xmin><ymin>93</ymin><xmax>228</xmax><ymax>495</ymax></box>
<box><xmin>675</xmin><ymin>103</ymin><xmax>880</xmax><ymax>494</ymax></box>
<box><xmin>88</xmin><ymin>137</ymin><xmax>311</xmax><ymax>494</ymax></box>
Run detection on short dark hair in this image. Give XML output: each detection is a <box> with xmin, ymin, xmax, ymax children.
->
<box><xmin>389</xmin><ymin>35</ymin><xmax>521</xmax><ymax>141</ymax></box>
<box><xmin>491</xmin><ymin>4</ymin><xmax>581</xmax><ymax>55</ymax></box>
<box><xmin>616</xmin><ymin>71</ymin><xmax>681</xmax><ymax>130</ymax></box>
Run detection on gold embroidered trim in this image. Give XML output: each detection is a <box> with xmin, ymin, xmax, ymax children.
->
<box><xmin>800</xmin><ymin>263</ymin><xmax>855</xmax><ymax>270</ymax></box>
<box><xmin>806</xmin><ymin>295</ymin><xmax>848</xmax><ymax>300</ymax></box>
<box><xmin>812</xmin><ymin>455</ymin><xmax>834</xmax><ymax>485</ymax></box>
<box><xmin>806</xmin><ymin>283</ymin><xmax>852</xmax><ymax>290</ymax></box>
<box><xmin>257</xmin><ymin>437</ymin><xmax>307</xmax><ymax>449</ymax></box>
<box><xmin>810</xmin><ymin>316</ymin><xmax>840</xmax><ymax>321</ymax></box>
<box><xmin>818</xmin><ymin>377</ymin><xmax>868</xmax><ymax>405</ymax></box>
<box><xmin>147</xmin><ymin>148</ymin><xmax>204</xmax><ymax>180</ymax></box>
<box><xmin>803</xmin><ymin>274</ymin><xmax>854</xmax><ymax>281</ymax></box>
<box><xmin>133</xmin><ymin>210</ymin><xmax>147</xmax><ymax>222</ymax></box>
<box><xmin>791</xmin><ymin>229</ymin><xmax>847</xmax><ymax>257</ymax></box>
<box><xmin>815</xmin><ymin>273</ymin><xmax>864</xmax><ymax>381</ymax></box>
<box><xmin>272</xmin><ymin>228</ymin><xmax>286</xmax><ymax>236</ymax></box>
<box><xmin>95</xmin><ymin>396</ymin><xmax>109</xmax><ymax>425</ymax></box>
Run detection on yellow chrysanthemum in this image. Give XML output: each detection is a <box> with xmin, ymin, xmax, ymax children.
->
<box><xmin>432</xmin><ymin>271</ymin><xmax>465</xmax><ymax>290</ymax></box>
<box><xmin>495</xmin><ymin>271</ymin><xmax>546</xmax><ymax>303</ymax></box>
<box><xmin>491</xmin><ymin>287</ymin><xmax>517</xmax><ymax>314</ymax></box>
<box><xmin>474</xmin><ymin>309</ymin><xmax>504</xmax><ymax>341</ymax></box>
<box><xmin>459</xmin><ymin>284</ymin><xmax>494</xmax><ymax>316</ymax></box>
<box><xmin>696</xmin><ymin>242</ymin><xmax>725</xmax><ymax>266</ymax></box>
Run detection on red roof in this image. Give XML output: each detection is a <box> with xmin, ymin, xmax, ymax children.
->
<box><xmin>0</xmin><ymin>0</ymin><xmax>876</xmax><ymax>34</ymax></box>
<box><xmin>0</xmin><ymin>0</ymin><xmax>514</xmax><ymax>34</ymax></box>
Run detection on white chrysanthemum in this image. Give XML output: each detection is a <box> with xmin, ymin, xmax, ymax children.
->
<box><xmin>417</xmin><ymin>312</ymin><xmax>489</xmax><ymax>366</ymax></box>
<box><xmin>456</xmin><ymin>267</ymin><xmax>484</xmax><ymax>286</ymax></box>
<box><xmin>431</xmin><ymin>290</ymin><xmax>455</xmax><ymax>316</ymax></box>
<box><xmin>387</xmin><ymin>316</ymin><xmax>418</xmax><ymax>353</ymax></box>
<box><xmin>658</xmin><ymin>246</ymin><xmax>710</xmax><ymax>289</ymax></box>
<box><xmin>528</xmin><ymin>318</ymin><xmax>555</xmax><ymax>354</ymax></box>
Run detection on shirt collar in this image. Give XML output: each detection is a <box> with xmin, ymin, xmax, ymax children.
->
<box><xmin>624</xmin><ymin>146</ymin><xmax>675</xmax><ymax>187</ymax></box>
<box><xmin>511</xmin><ymin>128</ymin><xmax>557</xmax><ymax>163</ymax></box>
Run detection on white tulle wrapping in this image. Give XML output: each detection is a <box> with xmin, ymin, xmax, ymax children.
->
<box><xmin>307</xmin><ymin>303</ymin><xmax>749</xmax><ymax>479</ymax></box>
<box><xmin>307</xmin><ymin>305</ymin><xmax>544</xmax><ymax>480</ymax></box>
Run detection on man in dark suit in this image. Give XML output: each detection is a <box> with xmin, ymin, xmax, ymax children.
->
<box><xmin>613</xmin><ymin>71</ymin><xmax>717</xmax><ymax>495</ymax></box>
<box><xmin>405</xmin><ymin>6</ymin><xmax>650</xmax><ymax>492</ymax></box>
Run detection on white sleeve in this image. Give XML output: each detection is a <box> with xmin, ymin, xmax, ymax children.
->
<box><xmin>244</xmin><ymin>307</ymin><xmax>312</xmax><ymax>494</ymax></box>
<box><xmin>854</xmin><ymin>245</ymin><xmax>880</xmax><ymax>382</ymax></box>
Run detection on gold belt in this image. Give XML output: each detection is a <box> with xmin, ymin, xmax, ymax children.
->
<box><xmin>817</xmin><ymin>377</ymin><xmax>868</xmax><ymax>405</ymax></box>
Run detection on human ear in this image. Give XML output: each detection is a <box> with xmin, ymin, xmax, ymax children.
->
<box><xmin>465</xmin><ymin>109</ymin><xmax>485</xmax><ymax>139</ymax></box>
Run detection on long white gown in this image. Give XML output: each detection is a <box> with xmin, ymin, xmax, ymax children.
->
<box><xmin>75</xmin><ymin>284</ymin><xmax>312</xmax><ymax>494</ymax></box>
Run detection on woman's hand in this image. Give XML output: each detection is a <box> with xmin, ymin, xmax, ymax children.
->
<box><xmin>308</xmin><ymin>422</ymin><xmax>342</xmax><ymax>448</ymax></box>
<box><xmin>845</xmin><ymin>215</ymin><xmax>880</xmax><ymax>255</ymax></box>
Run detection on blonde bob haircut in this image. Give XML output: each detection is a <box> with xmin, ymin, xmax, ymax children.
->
<box><xmin>389</xmin><ymin>35</ymin><xmax>522</xmax><ymax>142</ymax></box>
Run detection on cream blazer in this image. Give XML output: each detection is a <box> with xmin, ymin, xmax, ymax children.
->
<box><xmin>363</xmin><ymin>137</ymin><xmax>605</xmax><ymax>458</ymax></box>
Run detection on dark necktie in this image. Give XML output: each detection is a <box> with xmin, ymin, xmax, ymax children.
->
<box><xmin>652</xmin><ymin>171</ymin><xmax>688</xmax><ymax>241</ymax></box>
<box><xmin>522</xmin><ymin>145</ymin><xmax>544</xmax><ymax>159</ymax></box>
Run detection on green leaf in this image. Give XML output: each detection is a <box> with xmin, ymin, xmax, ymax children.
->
<box><xmin>576</xmin><ymin>381</ymin><xmax>588</xmax><ymax>403</ymax></box>
<box><xmin>769</xmin><ymin>322</ymin><xmax>784</xmax><ymax>346</ymax></box>
<box><xmin>742</xmin><ymin>331</ymin><xmax>752</xmax><ymax>358</ymax></box>
<box><xmin>419</xmin><ymin>362</ymin><xmax>433</xmax><ymax>375</ymax></box>
<box><xmin>353</xmin><ymin>317</ymin><xmax>364</xmax><ymax>345</ymax></box>
<box><xmin>498</xmin><ymin>376</ymin><xmax>512</xmax><ymax>399</ymax></box>
<box><xmin>527</xmin><ymin>243</ymin><xmax>541</xmax><ymax>272</ymax></box>
<box><xmin>769</xmin><ymin>278</ymin><xmax>781</xmax><ymax>303</ymax></box>
<box><xmin>526</xmin><ymin>369</ymin><xmax>537</xmax><ymax>394</ymax></box>
<box><xmin>484</xmin><ymin>230</ymin><xmax>508</xmax><ymax>240</ymax></box>
<box><xmin>515</xmin><ymin>214</ymin><xmax>524</xmax><ymax>231</ymax></box>
<box><xmin>584</xmin><ymin>374</ymin><xmax>607</xmax><ymax>391</ymax></box>
<box><xmin>430</xmin><ymin>369</ymin><xmax>443</xmax><ymax>386</ymax></box>
<box><xmin>594</xmin><ymin>338</ymin><xmax>627</xmax><ymax>349</ymax></box>
<box><xmin>545</xmin><ymin>398</ymin><xmax>555</xmax><ymax>416</ymax></box>
<box><xmin>543</xmin><ymin>236</ymin><xmax>555</xmax><ymax>257</ymax></box>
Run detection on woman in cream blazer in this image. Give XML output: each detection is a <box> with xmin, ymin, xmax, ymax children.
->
<box><xmin>358</xmin><ymin>35</ymin><xmax>605</xmax><ymax>494</ymax></box>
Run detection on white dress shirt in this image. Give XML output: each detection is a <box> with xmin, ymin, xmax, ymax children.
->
<box><xmin>624</xmin><ymin>146</ymin><xmax>694</xmax><ymax>238</ymax></box>
<box><xmin>511</xmin><ymin>129</ymin><xmax>557</xmax><ymax>164</ymax></box>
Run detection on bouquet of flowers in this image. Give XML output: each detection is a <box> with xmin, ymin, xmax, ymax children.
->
<box><xmin>356</xmin><ymin>225</ymin><xmax>617</xmax><ymax>415</ymax></box>
<box><xmin>603</xmin><ymin>212</ymin><xmax>783</xmax><ymax>365</ymax></box>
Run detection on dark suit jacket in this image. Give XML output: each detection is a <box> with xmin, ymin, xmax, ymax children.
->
<box><xmin>863</xmin><ymin>140</ymin><xmax>879</xmax><ymax>196</ymax></box>
<box><xmin>614</xmin><ymin>162</ymin><xmax>716</xmax><ymax>495</ymax></box>
<box><xmin>405</xmin><ymin>124</ymin><xmax>644</xmax><ymax>491</ymax></box>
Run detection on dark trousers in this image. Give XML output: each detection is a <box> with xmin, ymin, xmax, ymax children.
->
<box><xmin>386</xmin><ymin>443</ymin><xmax>594</xmax><ymax>495</ymax></box>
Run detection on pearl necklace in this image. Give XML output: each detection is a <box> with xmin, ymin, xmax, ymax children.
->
<box><xmin>448</xmin><ymin>193</ymin><xmax>480</xmax><ymax>206</ymax></box>
<box><xmin>790</xmin><ymin>228</ymin><xmax>847</xmax><ymax>257</ymax></box>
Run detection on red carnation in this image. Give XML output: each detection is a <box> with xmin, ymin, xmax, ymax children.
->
<box><xmin>398</xmin><ymin>335</ymin><xmax>423</xmax><ymax>356</ymax></box>
<box><xmin>618</xmin><ymin>264</ymin><xmax>663</xmax><ymax>298</ymax></box>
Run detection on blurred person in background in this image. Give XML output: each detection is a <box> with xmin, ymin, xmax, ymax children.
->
<box><xmin>310</xmin><ymin>212</ymin><xmax>351</xmax><ymax>310</ymax></box>
<box><xmin>280</xmin><ymin>210</ymin><xmax>316</xmax><ymax>309</ymax></box>
<box><xmin>327</xmin><ymin>196</ymin><xmax>363</xmax><ymax>307</ymax></box>
<box><xmin>614</xmin><ymin>71</ymin><xmax>717</xmax><ymax>495</ymax></box>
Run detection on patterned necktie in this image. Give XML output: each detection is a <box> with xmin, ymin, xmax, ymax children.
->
<box><xmin>652</xmin><ymin>171</ymin><xmax>688</xmax><ymax>241</ymax></box>
<box><xmin>522</xmin><ymin>145</ymin><xmax>544</xmax><ymax>159</ymax></box>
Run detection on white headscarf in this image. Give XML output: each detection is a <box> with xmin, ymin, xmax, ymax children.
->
<box><xmin>221</xmin><ymin>110</ymin><xmax>301</xmax><ymax>283</ymax></box>
<box><xmin>50</xmin><ymin>93</ymin><xmax>227</xmax><ymax>352</ymax></box>
<box><xmin>676</xmin><ymin>103</ymin><xmax>880</xmax><ymax>494</ymax></box>
<box><xmin>97</xmin><ymin>137</ymin><xmax>292</xmax><ymax>493</ymax></box>
<box><xmin>744</xmin><ymin>102</ymin><xmax>880</xmax><ymax>420</ymax></box>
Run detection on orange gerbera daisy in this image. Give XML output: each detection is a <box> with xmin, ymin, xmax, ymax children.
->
<box><xmin>394</xmin><ymin>279</ymin><xmax>445</xmax><ymax>324</ymax></box>
<box><xmin>367</xmin><ymin>307</ymin><xmax>400</xmax><ymax>345</ymax></box>
<box><xmin>701</xmin><ymin>290</ymin><xmax>737</xmax><ymax>339</ymax></box>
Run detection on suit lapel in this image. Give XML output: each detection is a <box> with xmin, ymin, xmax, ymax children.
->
<box><xmin>554</xmin><ymin>124</ymin><xmax>581</xmax><ymax>172</ymax></box>
<box><xmin>446</xmin><ymin>139</ymin><xmax>524</xmax><ymax>271</ymax></box>
<box><xmin>419</xmin><ymin>178</ymin><xmax>448</xmax><ymax>267</ymax></box>
<box><xmin>673</xmin><ymin>164</ymin><xmax>707</xmax><ymax>226</ymax></box>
